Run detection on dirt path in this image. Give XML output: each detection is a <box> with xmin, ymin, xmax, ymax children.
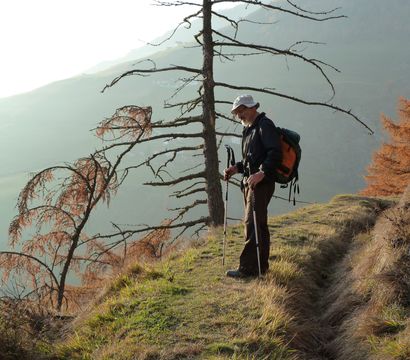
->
<box><xmin>279</xmin><ymin>198</ymin><xmax>388</xmax><ymax>360</ymax></box>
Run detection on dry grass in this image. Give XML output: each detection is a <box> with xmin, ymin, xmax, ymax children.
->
<box><xmin>8</xmin><ymin>193</ymin><xmax>404</xmax><ymax>359</ymax></box>
<box><xmin>319</xmin><ymin>188</ymin><xmax>410</xmax><ymax>360</ymax></box>
<box><xmin>56</xmin><ymin>194</ymin><xmax>391</xmax><ymax>359</ymax></box>
<box><xmin>0</xmin><ymin>299</ymin><xmax>59</xmax><ymax>360</ymax></box>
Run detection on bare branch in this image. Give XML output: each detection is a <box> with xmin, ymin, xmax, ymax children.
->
<box><xmin>214</xmin><ymin>49</ymin><xmax>266</xmax><ymax>59</ymax></box>
<box><xmin>90</xmin><ymin>217</ymin><xmax>210</xmax><ymax>242</ymax></box>
<box><xmin>0</xmin><ymin>251</ymin><xmax>60</xmax><ymax>291</ymax></box>
<box><xmin>146</xmin><ymin>8</ymin><xmax>203</xmax><ymax>47</ymax></box>
<box><xmin>152</xmin><ymin>115</ymin><xmax>203</xmax><ymax>128</ymax></box>
<box><xmin>125</xmin><ymin>145</ymin><xmax>203</xmax><ymax>174</ymax></box>
<box><xmin>164</xmin><ymin>96</ymin><xmax>203</xmax><ymax>116</ymax></box>
<box><xmin>214</xmin><ymin>81</ymin><xmax>374</xmax><ymax>134</ymax></box>
<box><xmin>175</xmin><ymin>186</ymin><xmax>206</xmax><ymax>198</ymax></box>
<box><xmin>211</xmin><ymin>10</ymin><xmax>279</xmax><ymax>40</ymax></box>
<box><xmin>181</xmin><ymin>163</ymin><xmax>204</xmax><ymax>174</ymax></box>
<box><xmin>171</xmin><ymin>181</ymin><xmax>206</xmax><ymax>198</ymax></box>
<box><xmin>215</xmin><ymin>131</ymin><xmax>242</xmax><ymax>138</ymax></box>
<box><xmin>212</xmin><ymin>29</ymin><xmax>338</xmax><ymax>99</ymax></box>
<box><xmin>211</xmin><ymin>0</ymin><xmax>346</xmax><ymax>21</ymax></box>
<box><xmin>95</xmin><ymin>132</ymin><xmax>205</xmax><ymax>153</ymax></box>
<box><xmin>286</xmin><ymin>0</ymin><xmax>341</xmax><ymax>16</ymax></box>
<box><xmin>216</xmin><ymin>111</ymin><xmax>238</xmax><ymax>125</ymax></box>
<box><xmin>144</xmin><ymin>171</ymin><xmax>205</xmax><ymax>186</ymax></box>
<box><xmin>164</xmin><ymin>74</ymin><xmax>203</xmax><ymax>106</ymax></box>
<box><xmin>102</xmin><ymin>62</ymin><xmax>202</xmax><ymax>92</ymax></box>
<box><xmin>211</xmin><ymin>10</ymin><xmax>239</xmax><ymax>34</ymax></box>
<box><xmin>153</xmin><ymin>0</ymin><xmax>202</xmax><ymax>7</ymax></box>
<box><xmin>169</xmin><ymin>199</ymin><xmax>207</xmax><ymax>220</ymax></box>
<box><xmin>237</xmin><ymin>17</ymin><xmax>279</xmax><ymax>27</ymax></box>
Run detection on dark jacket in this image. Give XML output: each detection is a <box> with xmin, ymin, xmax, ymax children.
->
<box><xmin>235</xmin><ymin>112</ymin><xmax>282</xmax><ymax>180</ymax></box>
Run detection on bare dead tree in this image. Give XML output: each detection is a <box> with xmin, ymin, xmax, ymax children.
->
<box><xmin>101</xmin><ymin>0</ymin><xmax>373</xmax><ymax>232</ymax></box>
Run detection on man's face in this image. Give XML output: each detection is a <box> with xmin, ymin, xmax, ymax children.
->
<box><xmin>233</xmin><ymin>105</ymin><xmax>255</xmax><ymax>126</ymax></box>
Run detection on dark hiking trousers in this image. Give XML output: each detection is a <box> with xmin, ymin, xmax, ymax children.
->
<box><xmin>239</xmin><ymin>178</ymin><xmax>275</xmax><ymax>275</ymax></box>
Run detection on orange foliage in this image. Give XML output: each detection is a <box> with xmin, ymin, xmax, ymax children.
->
<box><xmin>80</xmin><ymin>220</ymin><xmax>172</xmax><ymax>289</ymax></box>
<box><xmin>96</xmin><ymin>105</ymin><xmax>152</xmax><ymax>141</ymax></box>
<box><xmin>126</xmin><ymin>220</ymin><xmax>172</xmax><ymax>262</ymax></box>
<box><xmin>361</xmin><ymin>97</ymin><xmax>410</xmax><ymax>196</ymax></box>
<box><xmin>0</xmin><ymin>105</ymin><xmax>153</xmax><ymax>312</ymax></box>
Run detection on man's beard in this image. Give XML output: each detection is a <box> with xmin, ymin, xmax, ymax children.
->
<box><xmin>241</xmin><ymin>118</ymin><xmax>252</xmax><ymax>127</ymax></box>
<box><xmin>235</xmin><ymin>114</ymin><xmax>252</xmax><ymax>126</ymax></box>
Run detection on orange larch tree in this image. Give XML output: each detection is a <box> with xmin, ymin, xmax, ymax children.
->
<box><xmin>0</xmin><ymin>106</ymin><xmax>152</xmax><ymax>312</ymax></box>
<box><xmin>361</xmin><ymin>97</ymin><xmax>410</xmax><ymax>196</ymax></box>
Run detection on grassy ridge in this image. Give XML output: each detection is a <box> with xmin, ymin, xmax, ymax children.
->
<box><xmin>318</xmin><ymin>190</ymin><xmax>410</xmax><ymax>359</ymax></box>
<box><xmin>53</xmin><ymin>194</ymin><xmax>396</xmax><ymax>360</ymax></box>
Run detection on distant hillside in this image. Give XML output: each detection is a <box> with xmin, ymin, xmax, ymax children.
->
<box><xmin>43</xmin><ymin>192</ymin><xmax>408</xmax><ymax>360</ymax></box>
<box><xmin>1</xmin><ymin>0</ymin><xmax>409</xmax><ymax>244</ymax></box>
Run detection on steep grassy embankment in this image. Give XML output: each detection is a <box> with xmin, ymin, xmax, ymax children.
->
<box><xmin>50</xmin><ymin>194</ymin><xmax>408</xmax><ymax>360</ymax></box>
<box><xmin>317</xmin><ymin>189</ymin><xmax>410</xmax><ymax>360</ymax></box>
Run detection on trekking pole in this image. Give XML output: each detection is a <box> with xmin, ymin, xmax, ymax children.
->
<box><xmin>247</xmin><ymin>164</ymin><xmax>263</xmax><ymax>278</ymax></box>
<box><xmin>251</xmin><ymin>189</ymin><xmax>262</xmax><ymax>278</ymax></box>
<box><xmin>223</xmin><ymin>145</ymin><xmax>235</xmax><ymax>266</ymax></box>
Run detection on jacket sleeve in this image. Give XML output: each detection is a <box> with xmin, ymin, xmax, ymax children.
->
<box><xmin>259</xmin><ymin>118</ymin><xmax>282</xmax><ymax>177</ymax></box>
<box><xmin>235</xmin><ymin>161</ymin><xmax>244</xmax><ymax>174</ymax></box>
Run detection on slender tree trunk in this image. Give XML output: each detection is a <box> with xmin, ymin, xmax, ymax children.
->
<box><xmin>202</xmin><ymin>0</ymin><xmax>224</xmax><ymax>226</ymax></box>
<box><xmin>56</xmin><ymin>231</ymin><xmax>80</xmax><ymax>312</ymax></box>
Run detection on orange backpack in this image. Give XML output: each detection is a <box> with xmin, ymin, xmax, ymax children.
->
<box><xmin>274</xmin><ymin>128</ymin><xmax>301</xmax><ymax>185</ymax></box>
<box><xmin>255</xmin><ymin>124</ymin><xmax>301</xmax><ymax>204</ymax></box>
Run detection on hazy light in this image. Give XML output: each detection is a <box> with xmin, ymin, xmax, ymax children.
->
<box><xmin>0</xmin><ymin>0</ymin><xmax>234</xmax><ymax>99</ymax></box>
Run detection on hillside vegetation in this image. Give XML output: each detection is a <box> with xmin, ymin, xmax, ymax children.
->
<box><xmin>38</xmin><ymin>192</ymin><xmax>407</xmax><ymax>360</ymax></box>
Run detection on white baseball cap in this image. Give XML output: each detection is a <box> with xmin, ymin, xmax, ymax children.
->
<box><xmin>231</xmin><ymin>94</ymin><xmax>259</xmax><ymax>114</ymax></box>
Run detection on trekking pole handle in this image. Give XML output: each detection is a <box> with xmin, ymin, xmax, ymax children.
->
<box><xmin>224</xmin><ymin>145</ymin><xmax>236</xmax><ymax>167</ymax></box>
<box><xmin>224</xmin><ymin>145</ymin><xmax>231</xmax><ymax>168</ymax></box>
<box><xmin>230</xmin><ymin>148</ymin><xmax>235</xmax><ymax>166</ymax></box>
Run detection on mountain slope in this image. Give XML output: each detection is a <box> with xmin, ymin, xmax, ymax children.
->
<box><xmin>53</xmin><ymin>194</ymin><xmax>397</xmax><ymax>360</ymax></box>
<box><xmin>1</xmin><ymin>0</ymin><xmax>410</xmax><ymax>245</ymax></box>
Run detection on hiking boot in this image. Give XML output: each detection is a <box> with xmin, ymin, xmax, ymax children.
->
<box><xmin>226</xmin><ymin>269</ymin><xmax>251</xmax><ymax>278</ymax></box>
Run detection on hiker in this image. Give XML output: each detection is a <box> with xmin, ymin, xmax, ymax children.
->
<box><xmin>224</xmin><ymin>94</ymin><xmax>282</xmax><ymax>278</ymax></box>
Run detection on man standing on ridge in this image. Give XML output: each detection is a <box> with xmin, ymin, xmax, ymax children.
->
<box><xmin>224</xmin><ymin>95</ymin><xmax>282</xmax><ymax>278</ymax></box>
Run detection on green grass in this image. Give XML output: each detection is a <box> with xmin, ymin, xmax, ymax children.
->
<box><xmin>53</xmin><ymin>194</ymin><xmax>394</xmax><ymax>359</ymax></box>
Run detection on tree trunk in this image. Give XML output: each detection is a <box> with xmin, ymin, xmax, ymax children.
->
<box><xmin>56</xmin><ymin>233</ymin><xmax>79</xmax><ymax>312</ymax></box>
<box><xmin>202</xmin><ymin>0</ymin><xmax>224</xmax><ymax>226</ymax></box>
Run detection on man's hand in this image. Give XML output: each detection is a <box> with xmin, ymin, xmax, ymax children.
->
<box><xmin>224</xmin><ymin>165</ymin><xmax>238</xmax><ymax>180</ymax></box>
<box><xmin>247</xmin><ymin>171</ymin><xmax>265</xmax><ymax>189</ymax></box>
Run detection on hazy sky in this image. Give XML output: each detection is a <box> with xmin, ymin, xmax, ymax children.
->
<box><xmin>0</xmin><ymin>0</ymin><xmax>232</xmax><ymax>99</ymax></box>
